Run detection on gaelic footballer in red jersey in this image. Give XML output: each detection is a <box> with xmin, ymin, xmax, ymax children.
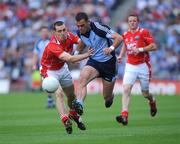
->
<box><xmin>116</xmin><ymin>14</ymin><xmax>157</xmax><ymax>126</ymax></box>
<box><xmin>40</xmin><ymin>21</ymin><xmax>93</xmax><ymax>134</ymax></box>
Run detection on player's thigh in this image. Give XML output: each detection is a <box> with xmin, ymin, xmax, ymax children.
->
<box><xmin>139</xmin><ymin>73</ymin><xmax>150</xmax><ymax>92</ymax></box>
<box><xmin>138</xmin><ymin>63</ymin><xmax>150</xmax><ymax>91</ymax></box>
<box><xmin>102</xmin><ymin>80</ymin><xmax>115</xmax><ymax>96</ymax></box>
<box><xmin>59</xmin><ymin>66</ymin><xmax>73</xmax><ymax>88</ymax></box>
<box><xmin>123</xmin><ymin>63</ymin><xmax>138</xmax><ymax>85</ymax></box>
<box><xmin>63</xmin><ymin>84</ymin><xmax>75</xmax><ymax>98</ymax></box>
<box><xmin>123</xmin><ymin>71</ymin><xmax>137</xmax><ymax>85</ymax></box>
<box><xmin>79</xmin><ymin>65</ymin><xmax>99</xmax><ymax>85</ymax></box>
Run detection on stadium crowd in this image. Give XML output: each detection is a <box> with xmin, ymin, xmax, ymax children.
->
<box><xmin>0</xmin><ymin>0</ymin><xmax>179</xmax><ymax>90</ymax></box>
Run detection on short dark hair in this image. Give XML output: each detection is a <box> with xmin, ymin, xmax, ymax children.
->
<box><xmin>40</xmin><ymin>26</ymin><xmax>49</xmax><ymax>31</ymax></box>
<box><xmin>128</xmin><ymin>13</ymin><xmax>140</xmax><ymax>21</ymax></box>
<box><xmin>75</xmin><ymin>12</ymin><xmax>89</xmax><ymax>22</ymax></box>
<box><xmin>53</xmin><ymin>21</ymin><xmax>64</xmax><ymax>31</ymax></box>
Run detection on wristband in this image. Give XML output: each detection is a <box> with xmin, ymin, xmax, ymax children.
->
<box><xmin>138</xmin><ymin>47</ymin><xmax>144</xmax><ymax>52</ymax></box>
<box><xmin>109</xmin><ymin>46</ymin><xmax>115</xmax><ymax>51</ymax></box>
<box><xmin>74</xmin><ymin>50</ymin><xmax>79</xmax><ymax>55</ymax></box>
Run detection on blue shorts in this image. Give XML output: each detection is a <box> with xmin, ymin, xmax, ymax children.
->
<box><xmin>86</xmin><ymin>57</ymin><xmax>118</xmax><ymax>82</ymax></box>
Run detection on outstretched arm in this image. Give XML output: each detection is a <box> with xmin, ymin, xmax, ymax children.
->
<box><xmin>32</xmin><ymin>53</ymin><xmax>38</xmax><ymax>70</ymax></box>
<box><xmin>74</xmin><ymin>40</ymin><xmax>86</xmax><ymax>55</ymax></box>
<box><xmin>59</xmin><ymin>48</ymin><xmax>94</xmax><ymax>63</ymax></box>
<box><xmin>117</xmin><ymin>43</ymin><xmax>126</xmax><ymax>63</ymax></box>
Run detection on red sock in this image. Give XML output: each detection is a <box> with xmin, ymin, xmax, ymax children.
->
<box><xmin>69</xmin><ymin>109</ymin><xmax>79</xmax><ymax>119</ymax></box>
<box><xmin>61</xmin><ymin>115</ymin><xmax>69</xmax><ymax>123</ymax></box>
<box><xmin>121</xmin><ymin>111</ymin><xmax>128</xmax><ymax>117</ymax></box>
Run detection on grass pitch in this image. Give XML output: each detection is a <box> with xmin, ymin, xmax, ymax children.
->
<box><xmin>0</xmin><ymin>92</ymin><xmax>180</xmax><ymax>144</ymax></box>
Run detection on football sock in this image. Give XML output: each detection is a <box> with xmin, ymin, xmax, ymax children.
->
<box><xmin>47</xmin><ymin>95</ymin><xmax>54</xmax><ymax>106</ymax></box>
<box><xmin>77</xmin><ymin>99</ymin><xmax>84</xmax><ymax>107</ymax></box>
<box><xmin>121</xmin><ymin>111</ymin><xmax>128</xmax><ymax>117</ymax></box>
<box><xmin>61</xmin><ymin>114</ymin><xmax>69</xmax><ymax>123</ymax></box>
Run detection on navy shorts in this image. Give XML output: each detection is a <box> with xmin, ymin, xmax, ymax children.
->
<box><xmin>86</xmin><ymin>57</ymin><xmax>118</xmax><ymax>82</ymax></box>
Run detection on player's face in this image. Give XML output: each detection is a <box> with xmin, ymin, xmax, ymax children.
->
<box><xmin>128</xmin><ymin>16</ymin><xmax>139</xmax><ymax>30</ymax></box>
<box><xmin>41</xmin><ymin>28</ymin><xmax>49</xmax><ymax>39</ymax></box>
<box><xmin>54</xmin><ymin>24</ymin><xmax>68</xmax><ymax>41</ymax></box>
<box><xmin>76</xmin><ymin>19</ymin><xmax>89</xmax><ymax>34</ymax></box>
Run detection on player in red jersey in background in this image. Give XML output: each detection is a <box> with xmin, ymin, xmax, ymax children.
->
<box><xmin>116</xmin><ymin>14</ymin><xmax>157</xmax><ymax>125</ymax></box>
<box><xmin>40</xmin><ymin>21</ymin><xmax>93</xmax><ymax>134</ymax></box>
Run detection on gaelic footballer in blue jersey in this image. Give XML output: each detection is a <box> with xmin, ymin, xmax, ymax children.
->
<box><xmin>72</xmin><ymin>12</ymin><xmax>123</xmax><ymax>117</ymax></box>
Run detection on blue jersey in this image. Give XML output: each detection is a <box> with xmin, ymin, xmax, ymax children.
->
<box><xmin>33</xmin><ymin>38</ymin><xmax>50</xmax><ymax>66</ymax></box>
<box><xmin>77</xmin><ymin>22</ymin><xmax>115</xmax><ymax>62</ymax></box>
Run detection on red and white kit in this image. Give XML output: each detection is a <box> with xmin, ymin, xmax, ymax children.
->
<box><xmin>41</xmin><ymin>32</ymin><xmax>79</xmax><ymax>87</ymax></box>
<box><xmin>122</xmin><ymin>27</ymin><xmax>155</xmax><ymax>90</ymax></box>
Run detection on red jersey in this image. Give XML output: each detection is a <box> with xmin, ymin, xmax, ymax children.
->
<box><xmin>40</xmin><ymin>32</ymin><xmax>79</xmax><ymax>77</ymax></box>
<box><xmin>123</xmin><ymin>27</ymin><xmax>155</xmax><ymax>65</ymax></box>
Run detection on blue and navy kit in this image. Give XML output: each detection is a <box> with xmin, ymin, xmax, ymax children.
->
<box><xmin>33</xmin><ymin>38</ymin><xmax>49</xmax><ymax>68</ymax></box>
<box><xmin>77</xmin><ymin>22</ymin><xmax>118</xmax><ymax>82</ymax></box>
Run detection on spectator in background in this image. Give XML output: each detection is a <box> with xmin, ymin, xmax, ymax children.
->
<box><xmin>116</xmin><ymin>14</ymin><xmax>157</xmax><ymax>126</ymax></box>
<box><xmin>32</xmin><ymin>26</ymin><xmax>55</xmax><ymax>108</ymax></box>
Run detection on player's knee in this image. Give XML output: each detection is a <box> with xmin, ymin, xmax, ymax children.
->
<box><xmin>79</xmin><ymin>77</ymin><xmax>88</xmax><ymax>87</ymax></box>
<box><xmin>55</xmin><ymin>89</ymin><xmax>64</xmax><ymax>99</ymax></box>
<box><xmin>123</xmin><ymin>86</ymin><xmax>131</xmax><ymax>95</ymax></box>
<box><xmin>142</xmin><ymin>91</ymin><xmax>149</xmax><ymax>97</ymax></box>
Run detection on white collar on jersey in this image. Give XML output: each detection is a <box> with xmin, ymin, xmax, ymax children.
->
<box><xmin>54</xmin><ymin>33</ymin><xmax>71</xmax><ymax>44</ymax></box>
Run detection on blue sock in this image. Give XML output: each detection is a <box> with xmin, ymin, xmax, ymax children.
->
<box><xmin>48</xmin><ymin>95</ymin><xmax>53</xmax><ymax>105</ymax></box>
<box><xmin>77</xmin><ymin>99</ymin><xmax>84</xmax><ymax>107</ymax></box>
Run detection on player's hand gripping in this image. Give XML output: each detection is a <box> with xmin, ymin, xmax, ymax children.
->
<box><xmin>103</xmin><ymin>46</ymin><xmax>114</xmax><ymax>55</ymax></box>
<box><xmin>87</xmin><ymin>46</ymin><xmax>94</xmax><ymax>56</ymax></box>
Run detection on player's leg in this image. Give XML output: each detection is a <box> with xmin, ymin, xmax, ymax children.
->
<box><xmin>55</xmin><ymin>86</ymin><xmax>72</xmax><ymax>134</ymax></box>
<box><xmin>63</xmin><ymin>85</ymin><xmax>86</xmax><ymax>130</ymax></box>
<box><xmin>116</xmin><ymin>64</ymin><xmax>137</xmax><ymax>125</ymax></box>
<box><xmin>47</xmin><ymin>67</ymin><xmax>72</xmax><ymax>134</ymax></box>
<box><xmin>100</xmin><ymin>56</ymin><xmax>118</xmax><ymax>108</ymax></box>
<box><xmin>138</xmin><ymin>63</ymin><xmax>157</xmax><ymax>117</ymax></box>
<box><xmin>73</xmin><ymin>65</ymin><xmax>99</xmax><ymax>115</ymax></box>
<box><xmin>102</xmin><ymin>80</ymin><xmax>115</xmax><ymax>108</ymax></box>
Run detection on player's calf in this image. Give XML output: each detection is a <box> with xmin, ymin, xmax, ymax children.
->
<box><xmin>104</xmin><ymin>93</ymin><xmax>114</xmax><ymax>108</ymax></box>
<box><xmin>144</xmin><ymin>94</ymin><xmax>157</xmax><ymax>117</ymax></box>
<box><xmin>61</xmin><ymin>115</ymin><xmax>73</xmax><ymax>134</ymax></box>
<box><xmin>149</xmin><ymin>97</ymin><xmax>157</xmax><ymax>117</ymax></box>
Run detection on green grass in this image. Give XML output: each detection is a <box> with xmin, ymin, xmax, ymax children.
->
<box><xmin>0</xmin><ymin>92</ymin><xmax>180</xmax><ymax>144</ymax></box>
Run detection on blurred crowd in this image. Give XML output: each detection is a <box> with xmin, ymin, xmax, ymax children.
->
<box><xmin>0</xmin><ymin>0</ymin><xmax>179</xmax><ymax>88</ymax></box>
<box><xmin>0</xmin><ymin>0</ymin><xmax>118</xmax><ymax>83</ymax></box>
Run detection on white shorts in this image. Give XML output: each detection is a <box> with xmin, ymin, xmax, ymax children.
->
<box><xmin>46</xmin><ymin>64</ymin><xmax>73</xmax><ymax>88</ymax></box>
<box><xmin>123</xmin><ymin>62</ymin><xmax>151</xmax><ymax>91</ymax></box>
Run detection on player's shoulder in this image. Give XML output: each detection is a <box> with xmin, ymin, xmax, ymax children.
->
<box><xmin>140</xmin><ymin>28</ymin><xmax>150</xmax><ymax>34</ymax></box>
<box><xmin>122</xmin><ymin>31</ymin><xmax>130</xmax><ymax>38</ymax></box>
<box><xmin>34</xmin><ymin>38</ymin><xmax>42</xmax><ymax>45</ymax></box>
<box><xmin>47</xmin><ymin>41</ymin><xmax>58</xmax><ymax>49</ymax></box>
<box><xmin>68</xmin><ymin>32</ymin><xmax>74</xmax><ymax>36</ymax></box>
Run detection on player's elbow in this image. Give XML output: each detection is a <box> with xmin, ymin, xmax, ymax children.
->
<box><xmin>117</xmin><ymin>35</ymin><xmax>123</xmax><ymax>43</ymax></box>
<box><xmin>68</xmin><ymin>56</ymin><xmax>78</xmax><ymax>63</ymax></box>
<box><xmin>152</xmin><ymin>43</ymin><xmax>157</xmax><ymax>51</ymax></box>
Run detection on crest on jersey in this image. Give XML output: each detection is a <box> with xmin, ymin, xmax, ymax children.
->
<box><xmin>135</xmin><ymin>36</ymin><xmax>140</xmax><ymax>40</ymax></box>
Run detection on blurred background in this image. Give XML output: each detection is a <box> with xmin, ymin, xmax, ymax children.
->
<box><xmin>0</xmin><ymin>0</ymin><xmax>179</xmax><ymax>94</ymax></box>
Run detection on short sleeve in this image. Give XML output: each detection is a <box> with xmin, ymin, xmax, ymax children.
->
<box><xmin>143</xmin><ymin>29</ymin><xmax>155</xmax><ymax>45</ymax></box>
<box><xmin>69</xmin><ymin>32</ymin><xmax>80</xmax><ymax>43</ymax></box>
